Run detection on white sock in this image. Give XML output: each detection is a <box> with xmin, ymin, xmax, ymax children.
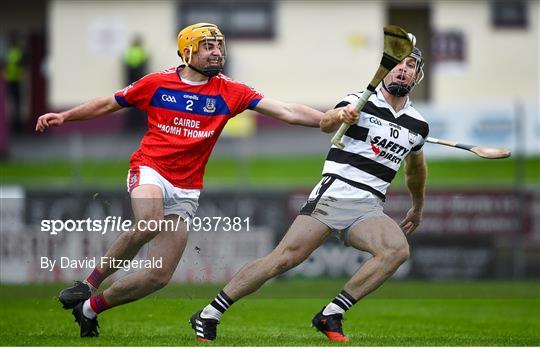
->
<box><xmin>83</xmin><ymin>280</ymin><xmax>97</xmax><ymax>292</ymax></box>
<box><xmin>82</xmin><ymin>299</ymin><xmax>97</xmax><ymax>319</ymax></box>
<box><xmin>200</xmin><ymin>304</ymin><xmax>223</xmax><ymax>321</ymax></box>
<box><xmin>322</xmin><ymin>302</ymin><xmax>345</xmax><ymax>316</ymax></box>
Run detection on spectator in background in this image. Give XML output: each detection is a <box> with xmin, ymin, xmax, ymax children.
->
<box><xmin>123</xmin><ymin>35</ymin><xmax>148</xmax><ymax>131</ymax></box>
<box><xmin>2</xmin><ymin>34</ymin><xmax>26</xmax><ymax>132</ymax></box>
<box><xmin>124</xmin><ymin>35</ymin><xmax>148</xmax><ymax>85</ymax></box>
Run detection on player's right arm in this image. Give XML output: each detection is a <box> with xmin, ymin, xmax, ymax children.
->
<box><xmin>320</xmin><ymin>104</ymin><xmax>359</xmax><ymax>133</ymax></box>
<box><xmin>35</xmin><ymin>96</ymin><xmax>122</xmax><ymax>132</ymax></box>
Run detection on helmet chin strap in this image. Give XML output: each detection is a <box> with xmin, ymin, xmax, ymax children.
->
<box><xmin>382</xmin><ymin>80</ymin><xmax>412</xmax><ymax>97</ymax></box>
<box><xmin>184</xmin><ymin>48</ymin><xmax>223</xmax><ymax>78</ymax></box>
<box><xmin>187</xmin><ymin>63</ymin><xmax>222</xmax><ymax>77</ymax></box>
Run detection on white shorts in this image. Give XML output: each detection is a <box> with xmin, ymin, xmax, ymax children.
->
<box><xmin>300</xmin><ymin>176</ymin><xmax>386</xmax><ymax>238</ymax></box>
<box><xmin>127</xmin><ymin>165</ymin><xmax>200</xmax><ymax>219</ymax></box>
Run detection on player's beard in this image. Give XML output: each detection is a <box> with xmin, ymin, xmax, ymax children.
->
<box><xmin>188</xmin><ymin>54</ymin><xmax>225</xmax><ymax>78</ymax></box>
<box><xmin>203</xmin><ymin>56</ymin><xmax>224</xmax><ymax>77</ymax></box>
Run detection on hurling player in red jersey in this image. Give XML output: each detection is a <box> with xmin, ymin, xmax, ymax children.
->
<box><xmin>35</xmin><ymin>23</ymin><xmax>323</xmax><ymax>338</ymax></box>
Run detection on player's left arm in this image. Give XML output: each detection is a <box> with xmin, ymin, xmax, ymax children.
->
<box><xmin>399</xmin><ymin>150</ymin><xmax>427</xmax><ymax>235</ymax></box>
<box><xmin>253</xmin><ymin>98</ymin><xmax>322</xmax><ymax>127</ymax></box>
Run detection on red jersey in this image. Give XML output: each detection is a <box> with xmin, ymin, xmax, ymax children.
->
<box><xmin>114</xmin><ymin>66</ymin><xmax>263</xmax><ymax>189</ymax></box>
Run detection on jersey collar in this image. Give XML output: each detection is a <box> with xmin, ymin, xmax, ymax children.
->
<box><xmin>176</xmin><ymin>65</ymin><xmax>209</xmax><ymax>85</ymax></box>
<box><xmin>375</xmin><ymin>86</ymin><xmax>412</xmax><ymax>116</ymax></box>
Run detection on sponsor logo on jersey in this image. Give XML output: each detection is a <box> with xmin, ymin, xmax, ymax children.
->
<box><xmin>203</xmin><ymin>98</ymin><xmax>217</xmax><ymax>113</ymax></box>
<box><xmin>150</xmin><ymin>88</ymin><xmax>231</xmax><ymax>116</ymax></box>
<box><xmin>161</xmin><ymin>94</ymin><xmax>177</xmax><ymax>103</ymax></box>
<box><xmin>370</xmin><ymin>135</ymin><xmax>410</xmax><ymax>164</ymax></box>
<box><xmin>370</xmin><ymin>136</ymin><xmax>409</xmax><ymax>156</ymax></box>
<box><xmin>371</xmin><ymin>143</ymin><xmax>381</xmax><ymax>155</ymax></box>
<box><xmin>369</xmin><ymin>117</ymin><xmax>382</xmax><ymax>126</ymax></box>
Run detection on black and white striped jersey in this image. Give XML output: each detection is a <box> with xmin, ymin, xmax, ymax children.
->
<box><xmin>322</xmin><ymin>87</ymin><xmax>429</xmax><ymax>200</ymax></box>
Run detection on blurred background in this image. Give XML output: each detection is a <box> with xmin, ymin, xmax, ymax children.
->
<box><xmin>0</xmin><ymin>0</ymin><xmax>539</xmax><ymax>284</ymax></box>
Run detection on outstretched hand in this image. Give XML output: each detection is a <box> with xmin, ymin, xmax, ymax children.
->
<box><xmin>35</xmin><ymin>113</ymin><xmax>65</xmax><ymax>132</ymax></box>
<box><xmin>399</xmin><ymin>208</ymin><xmax>422</xmax><ymax>235</ymax></box>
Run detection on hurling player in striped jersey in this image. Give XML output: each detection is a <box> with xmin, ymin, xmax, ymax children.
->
<box><xmin>35</xmin><ymin>23</ymin><xmax>323</xmax><ymax>338</ymax></box>
<box><xmin>191</xmin><ymin>36</ymin><xmax>428</xmax><ymax>343</ymax></box>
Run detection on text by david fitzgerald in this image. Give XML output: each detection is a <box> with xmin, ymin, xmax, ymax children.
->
<box><xmin>40</xmin><ymin>257</ymin><xmax>162</xmax><ymax>272</ymax></box>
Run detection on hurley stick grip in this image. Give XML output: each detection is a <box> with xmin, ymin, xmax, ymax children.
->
<box><xmin>330</xmin><ymin>89</ymin><xmax>374</xmax><ymax>149</ymax></box>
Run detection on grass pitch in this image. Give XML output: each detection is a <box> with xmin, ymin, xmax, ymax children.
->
<box><xmin>0</xmin><ymin>279</ymin><xmax>538</xmax><ymax>346</ymax></box>
<box><xmin>1</xmin><ymin>156</ymin><xmax>539</xmax><ymax>188</ymax></box>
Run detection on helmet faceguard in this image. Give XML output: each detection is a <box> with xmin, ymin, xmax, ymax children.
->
<box><xmin>177</xmin><ymin>23</ymin><xmax>226</xmax><ymax>77</ymax></box>
<box><xmin>383</xmin><ymin>33</ymin><xmax>424</xmax><ymax>97</ymax></box>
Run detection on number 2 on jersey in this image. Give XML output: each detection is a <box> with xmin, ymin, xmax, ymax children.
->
<box><xmin>186</xmin><ymin>100</ymin><xmax>194</xmax><ymax>111</ymax></box>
